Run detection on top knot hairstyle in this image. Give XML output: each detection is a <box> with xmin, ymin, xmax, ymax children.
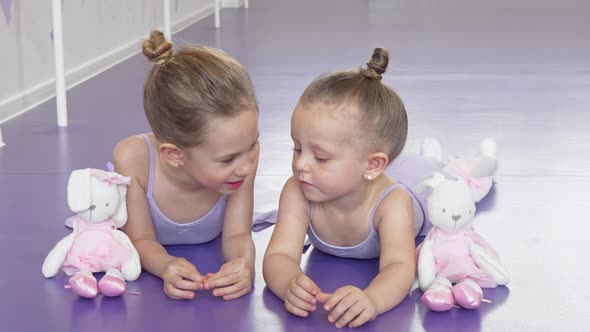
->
<box><xmin>299</xmin><ymin>47</ymin><xmax>407</xmax><ymax>163</ymax></box>
<box><xmin>142</xmin><ymin>31</ymin><xmax>173</xmax><ymax>65</ymax></box>
<box><xmin>141</xmin><ymin>30</ymin><xmax>258</xmax><ymax>148</ymax></box>
<box><xmin>361</xmin><ymin>48</ymin><xmax>389</xmax><ymax>80</ymax></box>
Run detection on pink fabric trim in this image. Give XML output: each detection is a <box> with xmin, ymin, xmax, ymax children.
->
<box><xmin>417</xmin><ymin>227</ymin><xmax>499</xmax><ymax>288</ymax></box>
<box><xmin>446</xmin><ymin>161</ymin><xmax>493</xmax><ymax>201</ymax></box>
<box><xmin>62</xmin><ymin>217</ymin><xmax>131</xmax><ymax>275</ymax></box>
<box><xmin>90</xmin><ymin>169</ymin><xmax>131</xmax><ymax>185</ymax></box>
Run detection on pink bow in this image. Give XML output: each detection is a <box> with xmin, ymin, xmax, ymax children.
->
<box><xmin>446</xmin><ymin>162</ymin><xmax>493</xmax><ymax>202</ymax></box>
<box><xmin>90</xmin><ymin>169</ymin><xmax>131</xmax><ymax>186</ymax></box>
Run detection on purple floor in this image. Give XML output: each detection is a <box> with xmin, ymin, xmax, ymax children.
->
<box><xmin>1</xmin><ymin>0</ymin><xmax>589</xmax><ymax>331</ymax></box>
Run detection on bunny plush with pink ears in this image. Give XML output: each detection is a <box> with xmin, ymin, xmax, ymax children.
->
<box><xmin>414</xmin><ymin>138</ymin><xmax>510</xmax><ymax>311</ymax></box>
<box><xmin>42</xmin><ymin>168</ymin><xmax>141</xmax><ymax>298</ymax></box>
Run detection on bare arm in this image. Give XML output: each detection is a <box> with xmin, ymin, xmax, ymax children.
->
<box><xmin>365</xmin><ymin>190</ymin><xmax>417</xmax><ymax>314</ymax></box>
<box><xmin>114</xmin><ymin>136</ymin><xmax>202</xmax><ymax>300</ymax></box>
<box><xmin>219</xmin><ymin>144</ymin><xmax>259</xmax><ymax>271</ymax></box>
<box><xmin>114</xmin><ymin>136</ymin><xmax>174</xmax><ymax>277</ymax></box>
<box><xmin>262</xmin><ymin>177</ymin><xmax>311</xmax><ymax>297</ymax></box>
<box><xmin>316</xmin><ymin>190</ymin><xmax>417</xmax><ymax>328</ymax></box>
<box><xmin>201</xmin><ymin>142</ymin><xmax>259</xmax><ymax>300</ymax></box>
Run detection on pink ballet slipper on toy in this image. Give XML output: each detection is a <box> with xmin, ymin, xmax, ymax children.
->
<box><xmin>421</xmin><ymin>282</ymin><xmax>455</xmax><ymax>312</ymax></box>
<box><xmin>98</xmin><ymin>274</ymin><xmax>127</xmax><ymax>297</ymax></box>
<box><xmin>68</xmin><ymin>272</ymin><xmax>98</xmax><ymax>298</ymax></box>
<box><xmin>452</xmin><ymin>280</ymin><xmax>483</xmax><ymax>309</ymax></box>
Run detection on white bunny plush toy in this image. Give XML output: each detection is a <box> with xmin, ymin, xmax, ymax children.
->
<box><xmin>42</xmin><ymin>168</ymin><xmax>141</xmax><ymax>298</ymax></box>
<box><xmin>414</xmin><ymin>168</ymin><xmax>510</xmax><ymax>312</ymax></box>
<box><xmin>421</xmin><ymin>136</ymin><xmax>498</xmax><ymax>191</ymax></box>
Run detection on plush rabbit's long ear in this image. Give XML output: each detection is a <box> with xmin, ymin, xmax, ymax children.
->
<box><xmin>468</xmin><ymin>176</ymin><xmax>493</xmax><ymax>203</ymax></box>
<box><xmin>67</xmin><ymin>169</ymin><xmax>92</xmax><ymax>213</ymax></box>
<box><xmin>414</xmin><ymin>172</ymin><xmax>447</xmax><ymax>195</ymax></box>
<box><xmin>112</xmin><ymin>183</ymin><xmax>128</xmax><ymax>228</ymax></box>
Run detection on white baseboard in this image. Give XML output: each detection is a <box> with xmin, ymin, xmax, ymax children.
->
<box><xmin>0</xmin><ymin>5</ymin><xmax>214</xmax><ymax>125</ymax></box>
<box><xmin>221</xmin><ymin>0</ymin><xmax>246</xmax><ymax>8</ymax></box>
<box><xmin>0</xmin><ymin>127</ymin><xmax>5</xmax><ymax>147</ymax></box>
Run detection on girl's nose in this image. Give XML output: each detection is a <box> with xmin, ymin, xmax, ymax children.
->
<box><xmin>293</xmin><ymin>155</ymin><xmax>309</xmax><ymax>173</ymax></box>
<box><xmin>236</xmin><ymin>157</ymin><xmax>254</xmax><ymax>177</ymax></box>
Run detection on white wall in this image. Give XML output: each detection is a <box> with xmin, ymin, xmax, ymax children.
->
<box><xmin>221</xmin><ymin>0</ymin><xmax>246</xmax><ymax>7</ymax></box>
<box><xmin>0</xmin><ymin>0</ymin><xmax>241</xmax><ymax>124</ymax></box>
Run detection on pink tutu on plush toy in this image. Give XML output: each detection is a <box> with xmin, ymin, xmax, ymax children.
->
<box><xmin>42</xmin><ymin>168</ymin><xmax>141</xmax><ymax>299</ymax></box>
<box><xmin>414</xmin><ymin>138</ymin><xmax>510</xmax><ymax>312</ymax></box>
<box><xmin>417</xmin><ymin>226</ymin><xmax>500</xmax><ymax>288</ymax></box>
<box><xmin>62</xmin><ymin>217</ymin><xmax>131</xmax><ymax>276</ymax></box>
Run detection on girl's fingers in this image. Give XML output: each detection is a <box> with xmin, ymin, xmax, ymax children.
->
<box><xmin>328</xmin><ymin>294</ymin><xmax>358</xmax><ymax>324</ymax></box>
<box><xmin>222</xmin><ymin>287</ymin><xmax>250</xmax><ymax>301</ymax></box>
<box><xmin>204</xmin><ymin>271</ymin><xmax>240</xmax><ymax>289</ymax></box>
<box><xmin>173</xmin><ymin>263</ymin><xmax>204</xmax><ymax>283</ymax></box>
<box><xmin>286</xmin><ymin>289</ymin><xmax>317</xmax><ymax>312</ymax></box>
<box><xmin>172</xmin><ymin>277</ymin><xmax>201</xmax><ymax>291</ymax></box>
<box><xmin>291</xmin><ymin>284</ymin><xmax>318</xmax><ymax>305</ymax></box>
<box><xmin>208</xmin><ymin>260</ymin><xmax>243</xmax><ymax>278</ymax></box>
<box><xmin>315</xmin><ymin>291</ymin><xmax>331</xmax><ymax>303</ymax></box>
<box><xmin>335</xmin><ymin>302</ymin><xmax>364</xmax><ymax>328</ymax></box>
<box><xmin>211</xmin><ymin>280</ymin><xmax>246</xmax><ymax>297</ymax></box>
<box><xmin>285</xmin><ymin>300</ymin><xmax>312</xmax><ymax>317</ymax></box>
<box><xmin>164</xmin><ymin>282</ymin><xmax>195</xmax><ymax>300</ymax></box>
<box><xmin>348</xmin><ymin>308</ymin><xmax>373</xmax><ymax>328</ymax></box>
<box><xmin>324</xmin><ymin>288</ymin><xmax>350</xmax><ymax>311</ymax></box>
<box><xmin>296</xmin><ymin>275</ymin><xmax>321</xmax><ymax>296</ymax></box>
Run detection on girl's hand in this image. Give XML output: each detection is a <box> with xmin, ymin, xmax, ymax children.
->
<box><xmin>162</xmin><ymin>257</ymin><xmax>205</xmax><ymax>300</ymax></box>
<box><xmin>203</xmin><ymin>258</ymin><xmax>253</xmax><ymax>300</ymax></box>
<box><xmin>316</xmin><ymin>286</ymin><xmax>378</xmax><ymax>328</ymax></box>
<box><xmin>284</xmin><ymin>273</ymin><xmax>323</xmax><ymax>317</ymax></box>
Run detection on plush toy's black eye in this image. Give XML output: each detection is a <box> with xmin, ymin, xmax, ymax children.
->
<box><xmin>469</xmin><ymin>210</ymin><xmax>472</xmax><ymax>214</ymax></box>
<box><xmin>106</xmin><ymin>203</ymin><xmax>110</xmax><ymax>207</ymax></box>
<box><xmin>442</xmin><ymin>209</ymin><xmax>446</xmax><ymax>213</ymax></box>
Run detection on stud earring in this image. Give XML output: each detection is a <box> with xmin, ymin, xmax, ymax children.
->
<box><xmin>367</xmin><ymin>175</ymin><xmax>372</xmax><ymax>181</ymax></box>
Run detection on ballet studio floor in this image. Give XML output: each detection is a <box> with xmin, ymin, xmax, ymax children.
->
<box><xmin>1</xmin><ymin>1</ymin><xmax>588</xmax><ymax>331</ymax></box>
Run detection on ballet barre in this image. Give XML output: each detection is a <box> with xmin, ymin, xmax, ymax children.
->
<box><xmin>50</xmin><ymin>0</ymin><xmax>250</xmax><ymax>126</ymax></box>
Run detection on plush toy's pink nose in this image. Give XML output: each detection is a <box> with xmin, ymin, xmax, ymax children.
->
<box><xmin>452</xmin><ymin>215</ymin><xmax>461</xmax><ymax>221</ymax></box>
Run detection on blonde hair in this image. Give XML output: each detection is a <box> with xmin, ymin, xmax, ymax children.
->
<box><xmin>141</xmin><ymin>31</ymin><xmax>258</xmax><ymax>147</ymax></box>
<box><xmin>299</xmin><ymin>48</ymin><xmax>407</xmax><ymax>163</ymax></box>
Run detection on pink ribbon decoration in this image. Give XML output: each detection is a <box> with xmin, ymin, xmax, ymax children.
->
<box><xmin>446</xmin><ymin>162</ymin><xmax>493</xmax><ymax>203</ymax></box>
<box><xmin>90</xmin><ymin>169</ymin><xmax>131</xmax><ymax>186</ymax></box>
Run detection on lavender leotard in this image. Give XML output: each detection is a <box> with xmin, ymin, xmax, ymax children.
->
<box><xmin>252</xmin><ymin>152</ymin><xmax>437</xmax><ymax>259</ymax></box>
<box><xmin>307</xmin><ymin>183</ymin><xmax>425</xmax><ymax>259</ymax></box>
<box><xmin>141</xmin><ymin>134</ymin><xmax>227</xmax><ymax>245</ymax></box>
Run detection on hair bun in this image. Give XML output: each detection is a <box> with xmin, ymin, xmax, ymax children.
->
<box><xmin>362</xmin><ymin>48</ymin><xmax>389</xmax><ymax>80</ymax></box>
<box><xmin>142</xmin><ymin>30</ymin><xmax>173</xmax><ymax>65</ymax></box>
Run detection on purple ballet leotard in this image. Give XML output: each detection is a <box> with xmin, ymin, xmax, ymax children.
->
<box><xmin>141</xmin><ymin>134</ymin><xmax>227</xmax><ymax>245</ymax></box>
<box><xmin>253</xmin><ymin>152</ymin><xmax>439</xmax><ymax>258</ymax></box>
<box><xmin>306</xmin><ymin>182</ymin><xmax>425</xmax><ymax>259</ymax></box>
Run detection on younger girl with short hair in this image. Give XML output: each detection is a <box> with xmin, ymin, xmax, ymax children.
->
<box><xmin>263</xmin><ymin>48</ymin><xmax>426</xmax><ymax>328</ymax></box>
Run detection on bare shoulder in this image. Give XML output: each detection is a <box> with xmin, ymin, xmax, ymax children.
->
<box><xmin>374</xmin><ymin>186</ymin><xmax>413</xmax><ymax>230</ymax></box>
<box><xmin>375</xmin><ymin>186</ymin><xmax>416</xmax><ymax>266</ymax></box>
<box><xmin>282</xmin><ymin>176</ymin><xmax>302</xmax><ymax>194</ymax></box>
<box><xmin>280</xmin><ymin>177</ymin><xmax>309</xmax><ymax>209</ymax></box>
<box><xmin>265</xmin><ymin>176</ymin><xmax>311</xmax><ymax>258</ymax></box>
<box><xmin>113</xmin><ymin>135</ymin><xmax>149</xmax><ymax>167</ymax></box>
<box><xmin>274</xmin><ymin>176</ymin><xmax>311</xmax><ymax>225</ymax></box>
<box><xmin>113</xmin><ymin>135</ymin><xmax>151</xmax><ymax>188</ymax></box>
<box><xmin>114</xmin><ymin>135</ymin><xmax>157</xmax><ymax>241</ymax></box>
